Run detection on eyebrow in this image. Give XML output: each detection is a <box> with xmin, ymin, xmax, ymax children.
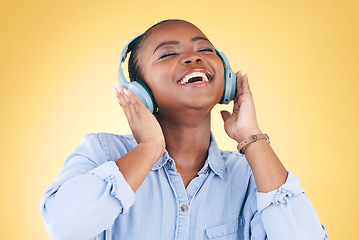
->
<box><xmin>153</xmin><ymin>41</ymin><xmax>179</xmax><ymax>54</ymax></box>
<box><xmin>191</xmin><ymin>36</ymin><xmax>211</xmax><ymax>43</ymax></box>
<box><xmin>153</xmin><ymin>37</ymin><xmax>211</xmax><ymax>54</ymax></box>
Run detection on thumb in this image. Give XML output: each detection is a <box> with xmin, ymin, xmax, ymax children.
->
<box><xmin>220</xmin><ymin>110</ymin><xmax>231</xmax><ymax>122</ymax></box>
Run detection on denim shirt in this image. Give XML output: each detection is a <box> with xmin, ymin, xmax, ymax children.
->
<box><xmin>40</xmin><ymin>133</ymin><xmax>328</xmax><ymax>240</ymax></box>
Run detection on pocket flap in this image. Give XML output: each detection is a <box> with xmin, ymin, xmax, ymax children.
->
<box><xmin>205</xmin><ymin>216</ymin><xmax>244</xmax><ymax>239</ymax></box>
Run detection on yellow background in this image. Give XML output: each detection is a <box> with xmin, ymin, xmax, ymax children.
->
<box><xmin>1</xmin><ymin>0</ymin><xmax>358</xmax><ymax>239</ymax></box>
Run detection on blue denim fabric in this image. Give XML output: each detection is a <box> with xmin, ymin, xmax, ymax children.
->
<box><xmin>40</xmin><ymin>133</ymin><xmax>328</xmax><ymax>240</ymax></box>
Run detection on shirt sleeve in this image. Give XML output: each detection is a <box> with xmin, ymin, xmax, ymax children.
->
<box><xmin>254</xmin><ymin>172</ymin><xmax>329</xmax><ymax>240</ymax></box>
<box><xmin>40</xmin><ymin>133</ymin><xmax>135</xmax><ymax>240</ymax></box>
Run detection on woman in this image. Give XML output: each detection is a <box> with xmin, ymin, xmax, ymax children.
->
<box><xmin>40</xmin><ymin>19</ymin><xmax>328</xmax><ymax>240</ymax></box>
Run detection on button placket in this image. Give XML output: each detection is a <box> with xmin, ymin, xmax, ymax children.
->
<box><xmin>165</xmin><ymin>165</ymin><xmax>190</xmax><ymax>240</ymax></box>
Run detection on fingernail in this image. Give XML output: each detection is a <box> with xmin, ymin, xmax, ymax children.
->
<box><xmin>239</xmin><ymin>71</ymin><xmax>243</xmax><ymax>75</ymax></box>
<box><xmin>115</xmin><ymin>86</ymin><xmax>121</xmax><ymax>92</ymax></box>
<box><xmin>112</xmin><ymin>86</ymin><xmax>117</xmax><ymax>93</ymax></box>
<box><xmin>123</xmin><ymin>88</ymin><xmax>129</xmax><ymax>95</ymax></box>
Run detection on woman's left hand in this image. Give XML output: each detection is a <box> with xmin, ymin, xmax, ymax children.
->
<box><xmin>220</xmin><ymin>71</ymin><xmax>262</xmax><ymax>143</ymax></box>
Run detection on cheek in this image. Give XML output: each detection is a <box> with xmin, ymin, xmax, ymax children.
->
<box><xmin>216</xmin><ymin>57</ymin><xmax>226</xmax><ymax>74</ymax></box>
<box><xmin>208</xmin><ymin>54</ymin><xmax>226</xmax><ymax>80</ymax></box>
<box><xmin>211</xmin><ymin>62</ymin><xmax>226</xmax><ymax>103</ymax></box>
<box><xmin>143</xmin><ymin>59</ymin><xmax>175</xmax><ymax>82</ymax></box>
<box><xmin>143</xmin><ymin>64</ymin><xmax>176</xmax><ymax>101</ymax></box>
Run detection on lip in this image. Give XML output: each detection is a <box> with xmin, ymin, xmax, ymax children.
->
<box><xmin>176</xmin><ymin>68</ymin><xmax>214</xmax><ymax>85</ymax></box>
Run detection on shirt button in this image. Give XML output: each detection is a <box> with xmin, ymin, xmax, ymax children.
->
<box><xmin>180</xmin><ymin>205</ymin><xmax>188</xmax><ymax>212</ymax></box>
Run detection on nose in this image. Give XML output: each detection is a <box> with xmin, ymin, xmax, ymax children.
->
<box><xmin>181</xmin><ymin>53</ymin><xmax>203</xmax><ymax>64</ymax></box>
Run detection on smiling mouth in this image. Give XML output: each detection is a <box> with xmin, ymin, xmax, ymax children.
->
<box><xmin>177</xmin><ymin>71</ymin><xmax>212</xmax><ymax>85</ymax></box>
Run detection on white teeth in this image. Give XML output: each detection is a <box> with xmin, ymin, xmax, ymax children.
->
<box><xmin>179</xmin><ymin>72</ymin><xmax>209</xmax><ymax>85</ymax></box>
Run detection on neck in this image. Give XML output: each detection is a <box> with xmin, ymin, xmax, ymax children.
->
<box><xmin>156</xmin><ymin>110</ymin><xmax>211</xmax><ymax>173</ymax></box>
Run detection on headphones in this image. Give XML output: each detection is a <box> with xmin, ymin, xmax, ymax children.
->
<box><xmin>118</xmin><ymin>34</ymin><xmax>237</xmax><ymax>113</ymax></box>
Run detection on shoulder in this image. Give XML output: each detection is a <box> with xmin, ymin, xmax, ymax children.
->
<box><xmin>77</xmin><ymin>133</ymin><xmax>137</xmax><ymax>161</ymax></box>
<box><xmin>221</xmin><ymin>150</ymin><xmax>253</xmax><ymax>176</ymax></box>
<box><xmin>219</xmin><ymin>149</ymin><xmax>256</xmax><ymax>192</ymax></box>
<box><xmin>208</xmin><ymin>133</ymin><xmax>253</xmax><ymax>182</ymax></box>
<box><xmin>95</xmin><ymin>132</ymin><xmax>136</xmax><ymax>148</ymax></box>
<box><xmin>78</xmin><ymin>132</ymin><xmax>135</xmax><ymax>148</ymax></box>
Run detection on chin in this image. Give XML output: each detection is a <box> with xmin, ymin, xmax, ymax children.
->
<box><xmin>185</xmin><ymin>98</ymin><xmax>221</xmax><ymax>111</ymax></box>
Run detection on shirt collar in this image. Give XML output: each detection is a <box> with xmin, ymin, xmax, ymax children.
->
<box><xmin>151</xmin><ymin>150</ymin><xmax>171</xmax><ymax>170</ymax></box>
<box><xmin>151</xmin><ymin>132</ymin><xmax>225</xmax><ymax>179</ymax></box>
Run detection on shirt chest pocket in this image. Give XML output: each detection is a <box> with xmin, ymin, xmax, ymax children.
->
<box><xmin>204</xmin><ymin>216</ymin><xmax>244</xmax><ymax>240</ymax></box>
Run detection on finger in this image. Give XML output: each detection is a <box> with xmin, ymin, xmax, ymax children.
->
<box><xmin>122</xmin><ymin>89</ymin><xmax>138</xmax><ymax>117</ymax></box>
<box><xmin>123</xmin><ymin>88</ymin><xmax>143</xmax><ymax>109</ymax></box>
<box><xmin>112</xmin><ymin>86</ymin><xmax>118</xmax><ymax>94</ymax></box>
<box><xmin>112</xmin><ymin>86</ymin><xmax>124</xmax><ymax>105</ymax></box>
<box><xmin>113</xmin><ymin>87</ymin><xmax>129</xmax><ymax>110</ymax></box>
<box><xmin>114</xmin><ymin>94</ymin><xmax>121</xmax><ymax>104</ymax></box>
<box><xmin>114</xmin><ymin>86</ymin><xmax>125</xmax><ymax>101</ymax></box>
<box><xmin>121</xmin><ymin>88</ymin><xmax>133</xmax><ymax>104</ymax></box>
<box><xmin>115</xmin><ymin>85</ymin><xmax>141</xmax><ymax>108</ymax></box>
<box><xmin>115</xmin><ymin>87</ymin><xmax>134</xmax><ymax>120</ymax></box>
<box><xmin>220</xmin><ymin>110</ymin><xmax>231</xmax><ymax>122</ymax></box>
<box><xmin>112</xmin><ymin>87</ymin><xmax>121</xmax><ymax>104</ymax></box>
<box><xmin>232</xmin><ymin>72</ymin><xmax>243</xmax><ymax>112</ymax></box>
<box><xmin>117</xmin><ymin>90</ymin><xmax>128</xmax><ymax>109</ymax></box>
<box><xmin>233</xmin><ymin>99</ymin><xmax>240</xmax><ymax>113</ymax></box>
<box><xmin>236</xmin><ymin>70</ymin><xmax>243</xmax><ymax>78</ymax></box>
<box><xmin>241</xmin><ymin>74</ymin><xmax>251</xmax><ymax>94</ymax></box>
<box><xmin>115</xmin><ymin>85</ymin><xmax>125</xmax><ymax>94</ymax></box>
<box><xmin>120</xmin><ymin>89</ymin><xmax>138</xmax><ymax>119</ymax></box>
<box><xmin>236</xmin><ymin>71</ymin><xmax>243</xmax><ymax>97</ymax></box>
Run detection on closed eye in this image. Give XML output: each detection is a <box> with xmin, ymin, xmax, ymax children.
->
<box><xmin>198</xmin><ymin>48</ymin><xmax>214</xmax><ymax>52</ymax></box>
<box><xmin>159</xmin><ymin>52</ymin><xmax>178</xmax><ymax>59</ymax></box>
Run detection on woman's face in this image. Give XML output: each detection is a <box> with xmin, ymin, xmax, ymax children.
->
<box><xmin>140</xmin><ymin>21</ymin><xmax>225</xmax><ymax>114</ymax></box>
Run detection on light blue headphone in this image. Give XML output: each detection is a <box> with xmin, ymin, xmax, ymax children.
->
<box><xmin>118</xmin><ymin>34</ymin><xmax>237</xmax><ymax>113</ymax></box>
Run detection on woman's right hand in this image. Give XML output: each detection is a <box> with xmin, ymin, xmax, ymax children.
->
<box><xmin>112</xmin><ymin>86</ymin><xmax>165</xmax><ymax>155</ymax></box>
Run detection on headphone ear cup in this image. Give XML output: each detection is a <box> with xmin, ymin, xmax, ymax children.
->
<box><xmin>119</xmin><ymin>34</ymin><xmax>158</xmax><ymax>114</ymax></box>
<box><xmin>219</xmin><ymin>65</ymin><xmax>237</xmax><ymax>104</ymax></box>
<box><xmin>215</xmin><ymin>50</ymin><xmax>237</xmax><ymax>104</ymax></box>
<box><xmin>126</xmin><ymin>80</ymin><xmax>157</xmax><ymax>113</ymax></box>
